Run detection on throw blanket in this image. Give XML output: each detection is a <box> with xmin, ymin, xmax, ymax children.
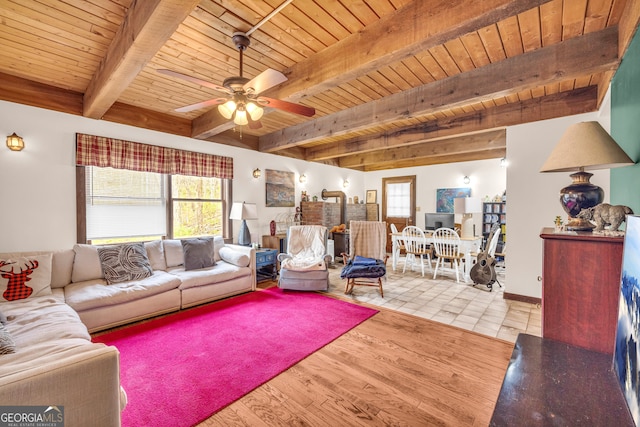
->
<box><xmin>280</xmin><ymin>225</ymin><xmax>327</xmax><ymax>271</ymax></box>
<box><xmin>340</xmin><ymin>257</ymin><xmax>386</xmax><ymax>279</ymax></box>
<box><xmin>349</xmin><ymin>221</ymin><xmax>387</xmax><ymax>260</ymax></box>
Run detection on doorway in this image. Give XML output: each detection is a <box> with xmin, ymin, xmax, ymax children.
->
<box><xmin>382</xmin><ymin>175</ymin><xmax>416</xmax><ymax>253</ymax></box>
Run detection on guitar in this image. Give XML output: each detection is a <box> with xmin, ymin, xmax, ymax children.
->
<box><xmin>470</xmin><ymin>223</ymin><xmax>499</xmax><ymax>288</ymax></box>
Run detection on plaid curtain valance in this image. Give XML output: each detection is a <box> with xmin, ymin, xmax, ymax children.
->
<box><xmin>76</xmin><ymin>133</ymin><xmax>233</xmax><ymax>179</ymax></box>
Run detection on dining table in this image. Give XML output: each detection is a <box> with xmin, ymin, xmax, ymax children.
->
<box><xmin>391</xmin><ymin>231</ymin><xmax>482</xmax><ymax>283</ymax></box>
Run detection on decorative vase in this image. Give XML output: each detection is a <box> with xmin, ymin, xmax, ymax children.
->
<box><xmin>270</xmin><ymin>220</ymin><xmax>276</xmax><ymax>236</ymax></box>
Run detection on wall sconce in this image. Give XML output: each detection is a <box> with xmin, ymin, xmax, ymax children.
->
<box><xmin>343</xmin><ymin>179</ymin><xmax>349</xmax><ymax>188</ymax></box>
<box><xmin>299</xmin><ymin>174</ymin><xmax>307</xmax><ymax>183</ymax></box>
<box><xmin>463</xmin><ymin>176</ymin><xmax>471</xmax><ymax>184</ymax></box>
<box><xmin>252</xmin><ymin>168</ymin><xmax>261</xmax><ymax>179</ymax></box>
<box><xmin>6</xmin><ymin>133</ymin><xmax>24</xmax><ymax>151</ymax></box>
<box><xmin>500</xmin><ymin>157</ymin><xmax>508</xmax><ymax>168</ymax></box>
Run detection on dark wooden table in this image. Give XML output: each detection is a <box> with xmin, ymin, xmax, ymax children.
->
<box><xmin>490</xmin><ymin>334</ymin><xmax>634</xmax><ymax>426</ymax></box>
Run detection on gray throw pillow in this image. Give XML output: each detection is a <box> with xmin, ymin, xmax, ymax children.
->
<box><xmin>181</xmin><ymin>237</ymin><xmax>216</xmax><ymax>271</ymax></box>
<box><xmin>0</xmin><ymin>323</ymin><xmax>15</xmax><ymax>355</ymax></box>
<box><xmin>97</xmin><ymin>243</ymin><xmax>153</xmax><ymax>285</ymax></box>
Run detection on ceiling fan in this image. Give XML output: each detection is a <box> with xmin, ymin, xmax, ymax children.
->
<box><xmin>158</xmin><ymin>32</ymin><xmax>315</xmax><ymax>129</ymax></box>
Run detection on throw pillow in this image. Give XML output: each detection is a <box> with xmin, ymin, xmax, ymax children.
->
<box><xmin>0</xmin><ymin>254</ymin><xmax>53</xmax><ymax>302</ymax></box>
<box><xmin>0</xmin><ymin>323</ymin><xmax>15</xmax><ymax>355</ymax></box>
<box><xmin>181</xmin><ymin>237</ymin><xmax>215</xmax><ymax>271</ymax></box>
<box><xmin>163</xmin><ymin>240</ymin><xmax>184</xmax><ymax>268</ymax></box>
<box><xmin>97</xmin><ymin>243</ymin><xmax>153</xmax><ymax>285</ymax></box>
<box><xmin>72</xmin><ymin>244</ymin><xmax>104</xmax><ymax>283</ymax></box>
<box><xmin>219</xmin><ymin>246</ymin><xmax>250</xmax><ymax>267</ymax></box>
<box><xmin>144</xmin><ymin>240</ymin><xmax>167</xmax><ymax>271</ymax></box>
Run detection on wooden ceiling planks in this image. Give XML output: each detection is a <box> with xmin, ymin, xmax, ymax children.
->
<box><xmin>0</xmin><ymin>0</ymin><xmax>637</xmax><ymax>170</ymax></box>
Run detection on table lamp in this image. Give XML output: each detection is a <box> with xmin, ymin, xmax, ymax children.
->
<box><xmin>454</xmin><ymin>197</ymin><xmax>482</xmax><ymax>238</ymax></box>
<box><xmin>540</xmin><ymin>121</ymin><xmax>634</xmax><ymax>231</ymax></box>
<box><xmin>229</xmin><ymin>202</ymin><xmax>258</xmax><ymax>246</ymax></box>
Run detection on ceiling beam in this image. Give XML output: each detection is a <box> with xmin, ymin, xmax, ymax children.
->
<box><xmin>191</xmin><ymin>0</ymin><xmax>550</xmax><ymax>139</ymax></box>
<box><xmin>360</xmin><ymin>148</ymin><xmax>508</xmax><ymax>172</ymax></box>
<box><xmin>338</xmin><ymin>130</ymin><xmax>506</xmax><ymax>169</ymax></box>
<box><xmin>259</xmin><ymin>27</ymin><xmax>618</xmax><ymax>152</ymax></box>
<box><xmin>305</xmin><ymin>86</ymin><xmax>598</xmax><ymax>161</ymax></box>
<box><xmin>83</xmin><ymin>0</ymin><xmax>201</xmax><ymax>119</ymax></box>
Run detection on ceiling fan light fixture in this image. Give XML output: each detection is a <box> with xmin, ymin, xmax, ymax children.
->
<box><xmin>234</xmin><ymin>108</ymin><xmax>249</xmax><ymax>126</ymax></box>
<box><xmin>218</xmin><ymin>100</ymin><xmax>237</xmax><ymax>119</ymax></box>
<box><xmin>246</xmin><ymin>101</ymin><xmax>264</xmax><ymax>121</ymax></box>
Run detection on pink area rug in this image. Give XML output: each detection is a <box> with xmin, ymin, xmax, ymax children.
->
<box><xmin>93</xmin><ymin>287</ymin><xmax>378</xmax><ymax>427</ymax></box>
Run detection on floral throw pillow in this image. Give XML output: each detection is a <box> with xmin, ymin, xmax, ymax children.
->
<box><xmin>97</xmin><ymin>243</ymin><xmax>153</xmax><ymax>285</ymax></box>
<box><xmin>0</xmin><ymin>254</ymin><xmax>53</xmax><ymax>302</ymax></box>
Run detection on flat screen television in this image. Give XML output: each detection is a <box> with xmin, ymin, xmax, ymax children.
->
<box><xmin>425</xmin><ymin>212</ymin><xmax>455</xmax><ymax>230</ymax></box>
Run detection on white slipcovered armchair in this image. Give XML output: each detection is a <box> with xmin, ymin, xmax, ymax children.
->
<box><xmin>277</xmin><ymin>225</ymin><xmax>332</xmax><ymax>291</ymax></box>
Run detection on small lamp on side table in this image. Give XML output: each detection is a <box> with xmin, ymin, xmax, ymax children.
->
<box><xmin>454</xmin><ymin>197</ymin><xmax>482</xmax><ymax>239</ymax></box>
<box><xmin>230</xmin><ymin>202</ymin><xmax>258</xmax><ymax>246</ymax></box>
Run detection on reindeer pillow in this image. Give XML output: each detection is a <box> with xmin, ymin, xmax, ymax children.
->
<box><xmin>0</xmin><ymin>254</ymin><xmax>53</xmax><ymax>302</ymax></box>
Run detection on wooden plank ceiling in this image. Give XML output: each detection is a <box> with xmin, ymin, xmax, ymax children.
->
<box><xmin>1</xmin><ymin>0</ymin><xmax>639</xmax><ymax>171</ymax></box>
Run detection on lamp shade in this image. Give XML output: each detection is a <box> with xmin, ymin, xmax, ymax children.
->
<box><xmin>540</xmin><ymin>121</ymin><xmax>634</xmax><ymax>172</ymax></box>
<box><xmin>454</xmin><ymin>197</ymin><xmax>482</xmax><ymax>214</ymax></box>
<box><xmin>229</xmin><ymin>202</ymin><xmax>258</xmax><ymax>220</ymax></box>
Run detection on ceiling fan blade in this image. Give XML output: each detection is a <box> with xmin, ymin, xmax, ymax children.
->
<box><xmin>244</xmin><ymin>69</ymin><xmax>287</xmax><ymax>95</ymax></box>
<box><xmin>157</xmin><ymin>69</ymin><xmax>230</xmax><ymax>94</ymax></box>
<box><xmin>175</xmin><ymin>98</ymin><xmax>227</xmax><ymax>113</ymax></box>
<box><xmin>247</xmin><ymin>116</ymin><xmax>263</xmax><ymax>129</ymax></box>
<box><xmin>258</xmin><ymin>96</ymin><xmax>315</xmax><ymax>117</ymax></box>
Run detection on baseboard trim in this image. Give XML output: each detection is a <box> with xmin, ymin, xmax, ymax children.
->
<box><xmin>503</xmin><ymin>292</ymin><xmax>541</xmax><ymax>306</ymax></box>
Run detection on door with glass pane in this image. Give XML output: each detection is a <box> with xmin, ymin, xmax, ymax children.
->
<box><xmin>382</xmin><ymin>176</ymin><xmax>416</xmax><ymax>253</ymax></box>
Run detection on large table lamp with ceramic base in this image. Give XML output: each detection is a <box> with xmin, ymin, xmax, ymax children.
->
<box><xmin>229</xmin><ymin>202</ymin><xmax>258</xmax><ymax>246</ymax></box>
<box><xmin>540</xmin><ymin>121</ymin><xmax>634</xmax><ymax>231</ymax></box>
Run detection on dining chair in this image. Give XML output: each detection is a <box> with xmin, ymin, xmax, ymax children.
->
<box><xmin>390</xmin><ymin>223</ymin><xmax>405</xmax><ymax>266</ymax></box>
<box><xmin>432</xmin><ymin>227</ymin><xmax>464</xmax><ymax>282</ymax></box>
<box><xmin>401</xmin><ymin>226</ymin><xmax>432</xmax><ymax>276</ymax></box>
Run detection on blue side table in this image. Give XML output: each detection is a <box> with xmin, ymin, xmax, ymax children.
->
<box><xmin>255</xmin><ymin>248</ymin><xmax>278</xmax><ymax>282</ymax></box>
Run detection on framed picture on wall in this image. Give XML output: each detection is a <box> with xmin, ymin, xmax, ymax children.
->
<box><xmin>366</xmin><ymin>190</ymin><xmax>377</xmax><ymax>204</ymax></box>
<box><xmin>265</xmin><ymin>169</ymin><xmax>295</xmax><ymax>207</ymax></box>
<box><xmin>436</xmin><ymin>187</ymin><xmax>471</xmax><ymax>213</ymax></box>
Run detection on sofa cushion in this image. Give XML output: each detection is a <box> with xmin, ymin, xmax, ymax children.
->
<box><xmin>97</xmin><ymin>243</ymin><xmax>153</xmax><ymax>285</ymax></box>
<box><xmin>64</xmin><ymin>271</ymin><xmax>181</xmax><ymax>312</ymax></box>
<box><xmin>213</xmin><ymin>236</ymin><xmax>225</xmax><ymax>262</ymax></box>
<box><xmin>170</xmin><ymin>261</ymin><xmax>251</xmax><ymax>291</ymax></box>
<box><xmin>0</xmin><ymin>254</ymin><xmax>53</xmax><ymax>302</ymax></box>
<box><xmin>144</xmin><ymin>240</ymin><xmax>167</xmax><ymax>271</ymax></box>
<box><xmin>181</xmin><ymin>238</ymin><xmax>215</xmax><ymax>271</ymax></box>
<box><xmin>219</xmin><ymin>247</ymin><xmax>250</xmax><ymax>267</ymax></box>
<box><xmin>72</xmin><ymin>244</ymin><xmax>104</xmax><ymax>283</ymax></box>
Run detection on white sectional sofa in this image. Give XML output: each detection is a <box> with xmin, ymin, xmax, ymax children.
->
<box><xmin>0</xmin><ymin>237</ymin><xmax>256</xmax><ymax>427</ymax></box>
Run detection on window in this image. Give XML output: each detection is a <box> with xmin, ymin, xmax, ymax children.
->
<box><xmin>170</xmin><ymin>175</ymin><xmax>225</xmax><ymax>239</ymax></box>
<box><xmin>386</xmin><ymin>182</ymin><xmax>411</xmax><ymax>217</ymax></box>
<box><xmin>82</xmin><ymin>166</ymin><xmax>230</xmax><ymax>244</ymax></box>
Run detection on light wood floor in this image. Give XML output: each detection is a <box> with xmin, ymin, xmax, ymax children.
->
<box><xmin>197</xmin><ymin>289</ymin><xmax>514</xmax><ymax>426</ymax></box>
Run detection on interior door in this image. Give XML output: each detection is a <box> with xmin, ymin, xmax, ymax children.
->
<box><xmin>382</xmin><ymin>175</ymin><xmax>416</xmax><ymax>253</ymax></box>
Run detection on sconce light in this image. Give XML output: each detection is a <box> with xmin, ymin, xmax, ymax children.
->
<box><xmin>299</xmin><ymin>174</ymin><xmax>307</xmax><ymax>183</ymax></box>
<box><xmin>463</xmin><ymin>176</ymin><xmax>471</xmax><ymax>185</ymax></box>
<box><xmin>500</xmin><ymin>157</ymin><xmax>508</xmax><ymax>168</ymax></box>
<box><xmin>6</xmin><ymin>133</ymin><xmax>24</xmax><ymax>151</ymax></box>
<box><xmin>252</xmin><ymin>168</ymin><xmax>261</xmax><ymax>179</ymax></box>
<box><xmin>343</xmin><ymin>179</ymin><xmax>349</xmax><ymax>188</ymax></box>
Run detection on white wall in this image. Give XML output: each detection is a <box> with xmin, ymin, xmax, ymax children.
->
<box><xmin>0</xmin><ymin>96</ymin><xmax>613</xmax><ymax>300</ymax></box>
<box><xmin>364</xmin><ymin>158</ymin><xmax>508</xmax><ymax>233</ymax></box>
<box><xmin>0</xmin><ymin>100</ymin><xmax>363</xmax><ymax>251</ymax></box>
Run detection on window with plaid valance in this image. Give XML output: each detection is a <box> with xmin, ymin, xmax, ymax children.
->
<box><xmin>76</xmin><ymin>133</ymin><xmax>233</xmax><ymax>179</ymax></box>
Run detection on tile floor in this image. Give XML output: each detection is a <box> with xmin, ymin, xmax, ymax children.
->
<box><xmin>324</xmin><ymin>258</ymin><xmax>541</xmax><ymax>343</ymax></box>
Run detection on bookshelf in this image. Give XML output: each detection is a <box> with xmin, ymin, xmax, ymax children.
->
<box><xmin>482</xmin><ymin>202</ymin><xmax>506</xmax><ymax>247</ymax></box>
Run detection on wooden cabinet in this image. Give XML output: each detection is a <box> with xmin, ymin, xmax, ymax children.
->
<box><xmin>482</xmin><ymin>202</ymin><xmax>506</xmax><ymax>247</ymax></box>
<box><xmin>540</xmin><ymin>228</ymin><xmax>624</xmax><ymax>354</ymax></box>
